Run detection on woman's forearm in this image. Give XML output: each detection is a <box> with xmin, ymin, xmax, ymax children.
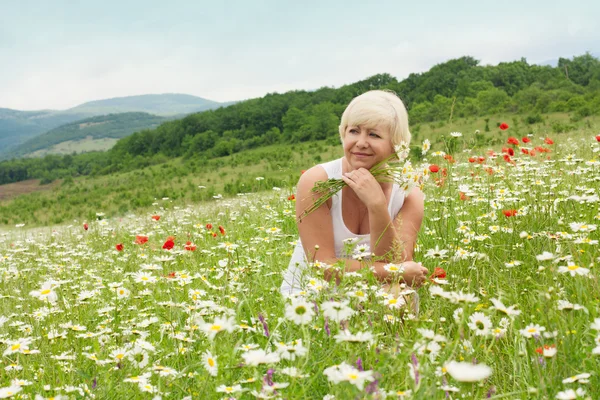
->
<box><xmin>367</xmin><ymin>204</ymin><xmax>400</xmax><ymax>261</ymax></box>
<box><xmin>320</xmin><ymin>257</ymin><xmax>392</xmax><ymax>282</ymax></box>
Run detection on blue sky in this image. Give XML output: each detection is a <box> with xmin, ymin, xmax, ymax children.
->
<box><xmin>1</xmin><ymin>0</ymin><xmax>599</xmax><ymax>110</ymax></box>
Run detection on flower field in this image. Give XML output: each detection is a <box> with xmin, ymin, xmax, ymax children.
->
<box><xmin>1</xmin><ymin>132</ymin><xmax>599</xmax><ymax>399</ymax></box>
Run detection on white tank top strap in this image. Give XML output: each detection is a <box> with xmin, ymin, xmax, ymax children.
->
<box><xmin>318</xmin><ymin>158</ymin><xmax>343</xmax><ymax>179</ymax></box>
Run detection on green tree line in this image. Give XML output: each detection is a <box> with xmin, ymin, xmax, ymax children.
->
<box><xmin>1</xmin><ymin>53</ymin><xmax>599</xmax><ymax>185</ymax></box>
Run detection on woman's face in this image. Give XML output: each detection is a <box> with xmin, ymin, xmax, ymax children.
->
<box><xmin>343</xmin><ymin>124</ymin><xmax>395</xmax><ymax>170</ymax></box>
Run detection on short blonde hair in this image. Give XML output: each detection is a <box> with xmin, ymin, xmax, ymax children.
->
<box><xmin>338</xmin><ymin>90</ymin><xmax>411</xmax><ymax>146</ymax></box>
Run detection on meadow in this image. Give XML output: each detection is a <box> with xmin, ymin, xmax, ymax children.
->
<box><xmin>0</xmin><ymin>113</ymin><xmax>596</xmax><ymax>227</ymax></box>
<box><xmin>0</xmin><ymin>121</ymin><xmax>599</xmax><ymax>399</ymax></box>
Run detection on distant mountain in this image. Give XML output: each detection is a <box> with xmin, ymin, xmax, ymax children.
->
<box><xmin>0</xmin><ymin>94</ymin><xmax>234</xmax><ymax>156</ymax></box>
<box><xmin>67</xmin><ymin>93</ymin><xmax>235</xmax><ymax>116</ymax></box>
<box><xmin>0</xmin><ymin>108</ymin><xmax>92</xmax><ymax>154</ymax></box>
<box><xmin>6</xmin><ymin>112</ymin><xmax>168</xmax><ymax>159</ymax></box>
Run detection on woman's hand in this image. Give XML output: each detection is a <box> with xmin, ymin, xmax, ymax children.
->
<box><xmin>401</xmin><ymin>261</ymin><xmax>429</xmax><ymax>287</ymax></box>
<box><xmin>341</xmin><ymin>168</ymin><xmax>386</xmax><ymax>210</ymax></box>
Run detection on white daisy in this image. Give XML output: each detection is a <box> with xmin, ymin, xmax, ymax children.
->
<box><xmin>467</xmin><ymin>312</ymin><xmax>492</xmax><ymax>336</ymax></box>
<box><xmin>444</xmin><ymin>360</ymin><xmax>492</xmax><ymax>382</ymax></box>
<box><xmin>285</xmin><ymin>298</ymin><xmax>315</xmax><ymax>325</ymax></box>
<box><xmin>202</xmin><ymin>350</ymin><xmax>218</xmax><ymax>376</ymax></box>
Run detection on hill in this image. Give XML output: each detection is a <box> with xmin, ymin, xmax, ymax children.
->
<box><xmin>0</xmin><ymin>53</ymin><xmax>599</xmax><ymax>187</ymax></box>
<box><xmin>67</xmin><ymin>93</ymin><xmax>235</xmax><ymax>116</ymax></box>
<box><xmin>0</xmin><ymin>94</ymin><xmax>232</xmax><ymax>155</ymax></box>
<box><xmin>0</xmin><ymin>111</ymin><xmax>598</xmax><ymax>226</ymax></box>
<box><xmin>0</xmin><ymin>108</ymin><xmax>92</xmax><ymax>154</ymax></box>
<box><xmin>8</xmin><ymin>112</ymin><xmax>167</xmax><ymax>158</ymax></box>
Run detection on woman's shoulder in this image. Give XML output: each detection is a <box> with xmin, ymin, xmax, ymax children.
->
<box><xmin>298</xmin><ymin>158</ymin><xmax>342</xmax><ymax>185</ymax></box>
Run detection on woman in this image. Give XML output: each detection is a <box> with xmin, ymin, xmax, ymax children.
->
<box><xmin>281</xmin><ymin>90</ymin><xmax>428</xmax><ymax>296</ymax></box>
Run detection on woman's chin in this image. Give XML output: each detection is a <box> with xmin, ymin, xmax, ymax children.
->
<box><xmin>349</xmin><ymin>159</ymin><xmax>376</xmax><ymax>170</ymax></box>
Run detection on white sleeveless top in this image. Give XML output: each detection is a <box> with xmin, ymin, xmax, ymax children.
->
<box><xmin>280</xmin><ymin>158</ymin><xmax>406</xmax><ymax>295</ymax></box>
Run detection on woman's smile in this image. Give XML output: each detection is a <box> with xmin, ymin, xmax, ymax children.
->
<box><xmin>352</xmin><ymin>152</ymin><xmax>373</xmax><ymax>158</ymax></box>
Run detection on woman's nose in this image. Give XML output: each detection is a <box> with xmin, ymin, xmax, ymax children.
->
<box><xmin>356</xmin><ymin>134</ymin><xmax>368</xmax><ymax>147</ymax></box>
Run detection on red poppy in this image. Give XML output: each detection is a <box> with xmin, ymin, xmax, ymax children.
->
<box><xmin>503</xmin><ymin>154</ymin><xmax>512</xmax><ymax>163</ymax></box>
<box><xmin>83</xmin><ymin>223</ymin><xmax>89</xmax><ymax>231</ymax></box>
<box><xmin>522</xmin><ymin>137</ymin><xmax>531</xmax><ymax>143</ymax></box>
<box><xmin>535</xmin><ymin>344</ymin><xmax>556</xmax><ymax>354</ymax></box>
<box><xmin>206</xmin><ymin>223</ymin><xmax>213</xmax><ymax>230</ymax></box>
<box><xmin>507</xmin><ymin>137</ymin><xmax>520</xmax><ymax>146</ymax></box>
<box><xmin>478</xmin><ymin>156</ymin><xmax>485</xmax><ymax>163</ymax></box>
<box><xmin>301</xmin><ymin>170</ymin><xmax>307</xmax><ymax>175</ymax></box>
<box><xmin>162</xmin><ymin>236</ymin><xmax>175</xmax><ymax>250</ymax></box>
<box><xmin>219</xmin><ymin>225</ymin><xmax>226</xmax><ymax>235</ymax></box>
<box><xmin>184</xmin><ymin>241</ymin><xmax>197</xmax><ymax>251</ymax></box>
<box><xmin>468</xmin><ymin>157</ymin><xmax>476</xmax><ymax>163</ymax></box>
<box><xmin>596</xmin><ymin>135</ymin><xmax>600</xmax><ymax>142</ymax></box>
<box><xmin>544</xmin><ymin>137</ymin><xmax>554</xmax><ymax>145</ymax></box>
<box><xmin>151</xmin><ymin>215</ymin><xmax>160</xmax><ymax>221</ymax></box>
<box><xmin>443</xmin><ymin>154</ymin><xmax>455</xmax><ymax>163</ymax></box>
<box><xmin>459</xmin><ymin>192</ymin><xmax>469</xmax><ymax>201</ymax></box>
<box><xmin>535</xmin><ymin>146</ymin><xmax>551</xmax><ymax>153</ymax></box>
<box><xmin>115</xmin><ymin>243</ymin><xmax>124</xmax><ymax>251</ymax></box>
<box><xmin>429</xmin><ymin>164</ymin><xmax>440</xmax><ymax>173</ymax></box>
<box><xmin>521</xmin><ymin>148</ymin><xmax>530</xmax><ymax>155</ymax></box>
<box><xmin>166</xmin><ymin>272</ymin><xmax>176</xmax><ymax>279</ymax></box>
<box><xmin>211</xmin><ymin>232</ymin><xmax>218</xmax><ymax>238</ymax></box>
<box><xmin>135</xmin><ymin>235</ymin><xmax>149</xmax><ymax>245</ymax></box>
<box><xmin>431</xmin><ymin>267</ymin><xmax>447</xmax><ymax>280</ymax></box>
<box><xmin>502</xmin><ymin>209</ymin><xmax>517</xmax><ymax>217</ymax></box>
<box><xmin>499</xmin><ymin>122</ymin><xmax>509</xmax><ymax>130</ymax></box>
<box><xmin>287</xmin><ymin>194</ymin><xmax>296</xmax><ymax>201</ymax></box>
<box><xmin>485</xmin><ymin>167</ymin><xmax>494</xmax><ymax>175</ymax></box>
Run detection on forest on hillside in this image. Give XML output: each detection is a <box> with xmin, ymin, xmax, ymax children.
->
<box><xmin>1</xmin><ymin>54</ymin><xmax>598</xmax><ymax>186</ymax></box>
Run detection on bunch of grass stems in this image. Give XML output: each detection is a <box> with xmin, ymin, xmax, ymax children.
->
<box><xmin>299</xmin><ymin>154</ymin><xmax>417</xmax><ymax>221</ymax></box>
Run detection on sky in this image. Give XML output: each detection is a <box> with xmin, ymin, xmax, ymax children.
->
<box><xmin>1</xmin><ymin>0</ymin><xmax>599</xmax><ymax>111</ymax></box>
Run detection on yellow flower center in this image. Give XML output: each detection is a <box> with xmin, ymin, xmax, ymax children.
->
<box><xmin>208</xmin><ymin>358</ymin><xmax>215</xmax><ymax>367</ymax></box>
<box><xmin>11</xmin><ymin>344</ymin><xmax>21</xmax><ymax>351</ymax></box>
<box><xmin>295</xmin><ymin>306</ymin><xmax>306</xmax><ymax>315</ymax></box>
<box><xmin>568</xmin><ymin>265</ymin><xmax>579</xmax><ymax>270</ymax></box>
<box><xmin>41</xmin><ymin>289</ymin><xmax>52</xmax><ymax>295</ymax></box>
<box><xmin>210</xmin><ymin>325</ymin><xmax>221</xmax><ymax>331</ymax></box>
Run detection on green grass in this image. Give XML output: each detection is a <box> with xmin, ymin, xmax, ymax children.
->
<box><xmin>26</xmin><ymin>136</ymin><xmax>120</xmax><ymax>157</ymax></box>
<box><xmin>1</xmin><ymin>112</ymin><xmax>598</xmax><ymax>228</ymax></box>
<box><xmin>0</xmin><ymin>123</ymin><xmax>598</xmax><ymax>398</ymax></box>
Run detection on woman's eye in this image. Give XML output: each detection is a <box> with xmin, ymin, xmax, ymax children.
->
<box><xmin>349</xmin><ymin>129</ymin><xmax>358</xmax><ymax>134</ymax></box>
<box><xmin>370</xmin><ymin>133</ymin><xmax>380</xmax><ymax>138</ymax></box>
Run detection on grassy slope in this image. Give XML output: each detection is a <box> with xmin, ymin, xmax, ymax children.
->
<box><xmin>0</xmin><ymin>113</ymin><xmax>597</xmax><ymax>227</ymax></box>
<box><xmin>26</xmin><ymin>137</ymin><xmax>120</xmax><ymax>157</ymax></box>
<box><xmin>9</xmin><ymin>112</ymin><xmax>166</xmax><ymax>158</ymax></box>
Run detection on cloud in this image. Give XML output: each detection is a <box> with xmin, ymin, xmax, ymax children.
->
<box><xmin>0</xmin><ymin>2</ymin><xmax>599</xmax><ymax>110</ymax></box>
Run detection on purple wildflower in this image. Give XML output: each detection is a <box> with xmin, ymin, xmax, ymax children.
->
<box><xmin>258</xmin><ymin>313</ymin><xmax>269</xmax><ymax>337</ymax></box>
<box><xmin>411</xmin><ymin>353</ymin><xmax>419</xmax><ymax>385</ymax></box>
<box><xmin>356</xmin><ymin>357</ymin><xmax>364</xmax><ymax>371</ymax></box>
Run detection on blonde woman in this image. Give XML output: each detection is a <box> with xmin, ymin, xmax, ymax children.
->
<box><xmin>281</xmin><ymin>90</ymin><xmax>428</xmax><ymax>296</ymax></box>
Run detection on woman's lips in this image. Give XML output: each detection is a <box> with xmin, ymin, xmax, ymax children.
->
<box><xmin>353</xmin><ymin>152</ymin><xmax>372</xmax><ymax>158</ymax></box>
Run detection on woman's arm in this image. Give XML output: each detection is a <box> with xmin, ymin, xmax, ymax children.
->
<box><xmin>296</xmin><ymin>168</ymin><xmax>426</xmax><ymax>285</ymax></box>
<box><xmin>366</xmin><ymin>188</ymin><xmax>424</xmax><ymax>262</ymax></box>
